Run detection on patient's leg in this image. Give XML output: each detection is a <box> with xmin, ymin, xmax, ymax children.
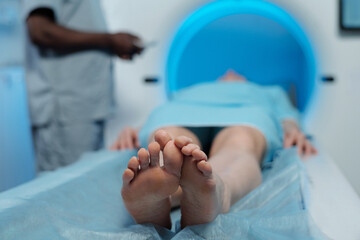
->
<box><xmin>175</xmin><ymin>126</ymin><xmax>266</xmax><ymax>228</ymax></box>
<box><xmin>121</xmin><ymin>130</ymin><xmax>184</xmax><ymax>229</ymax></box>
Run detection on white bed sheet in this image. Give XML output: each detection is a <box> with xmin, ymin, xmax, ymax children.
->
<box><xmin>305</xmin><ymin>153</ymin><xmax>360</xmax><ymax>240</ymax></box>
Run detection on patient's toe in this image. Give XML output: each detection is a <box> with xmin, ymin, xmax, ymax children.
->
<box><xmin>138</xmin><ymin>148</ymin><xmax>150</xmax><ymax>170</ymax></box>
<box><xmin>192</xmin><ymin>148</ymin><xmax>207</xmax><ymax>161</ymax></box>
<box><xmin>163</xmin><ymin>140</ymin><xmax>183</xmax><ymax>178</ymax></box>
<box><xmin>197</xmin><ymin>160</ymin><xmax>212</xmax><ymax>177</ymax></box>
<box><xmin>148</xmin><ymin>142</ymin><xmax>160</xmax><ymax>166</ymax></box>
<box><xmin>181</xmin><ymin>143</ymin><xmax>200</xmax><ymax>156</ymax></box>
<box><xmin>123</xmin><ymin>157</ymin><xmax>139</xmax><ymax>185</ymax></box>
<box><xmin>127</xmin><ymin>156</ymin><xmax>139</xmax><ymax>174</ymax></box>
<box><xmin>174</xmin><ymin>136</ymin><xmax>193</xmax><ymax>148</ymax></box>
<box><xmin>123</xmin><ymin>169</ymin><xmax>135</xmax><ymax>184</ymax></box>
<box><xmin>154</xmin><ymin>129</ymin><xmax>173</xmax><ymax>150</ymax></box>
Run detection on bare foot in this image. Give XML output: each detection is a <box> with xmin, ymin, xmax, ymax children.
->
<box><xmin>175</xmin><ymin>137</ymin><xmax>231</xmax><ymax>228</ymax></box>
<box><xmin>121</xmin><ymin>130</ymin><xmax>183</xmax><ymax>229</ymax></box>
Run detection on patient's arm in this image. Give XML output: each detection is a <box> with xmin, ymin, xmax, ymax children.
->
<box><xmin>110</xmin><ymin>127</ymin><xmax>140</xmax><ymax>150</ymax></box>
<box><xmin>282</xmin><ymin>119</ymin><xmax>317</xmax><ymax>156</ymax></box>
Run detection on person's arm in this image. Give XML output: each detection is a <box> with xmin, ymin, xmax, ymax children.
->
<box><xmin>282</xmin><ymin>119</ymin><xmax>317</xmax><ymax>156</ymax></box>
<box><xmin>110</xmin><ymin>127</ymin><xmax>141</xmax><ymax>150</ymax></box>
<box><xmin>26</xmin><ymin>8</ymin><xmax>143</xmax><ymax>59</ymax></box>
<box><xmin>267</xmin><ymin>86</ymin><xmax>316</xmax><ymax>156</ymax></box>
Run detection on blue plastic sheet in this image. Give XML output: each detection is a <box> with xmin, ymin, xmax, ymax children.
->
<box><xmin>0</xmin><ymin>148</ymin><xmax>327</xmax><ymax>239</ymax></box>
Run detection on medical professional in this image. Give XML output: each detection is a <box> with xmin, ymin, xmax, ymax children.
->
<box><xmin>23</xmin><ymin>0</ymin><xmax>143</xmax><ymax>171</ymax></box>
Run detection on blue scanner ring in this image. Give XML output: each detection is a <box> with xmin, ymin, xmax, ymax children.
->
<box><xmin>166</xmin><ymin>0</ymin><xmax>318</xmax><ymax>112</ymax></box>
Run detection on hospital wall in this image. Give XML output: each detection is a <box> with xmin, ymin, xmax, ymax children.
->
<box><xmin>102</xmin><ymin>0</ymin><xmax>360</xmax><ymax>195</ymax></box>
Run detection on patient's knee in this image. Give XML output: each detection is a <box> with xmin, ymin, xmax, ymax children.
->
<box><xmin>211</xmin><ymin>126</ymin><xmax>266</xmax><ymax>158</ymax></box>
<box><xmin>221</xmin><ymin>126</ymin><xmax>260</xmax><ymax>144</ymax></box>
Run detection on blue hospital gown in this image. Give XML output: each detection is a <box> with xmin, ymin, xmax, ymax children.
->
<box><xmin>139</xmin><ymin>81</ymin><xmax>300</xmax><ymax>163</ymax></box>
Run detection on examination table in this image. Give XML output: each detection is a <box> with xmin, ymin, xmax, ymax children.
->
<box><xmin>1</xmin><ymin>147</ymin><xmax>359</xmax><ymax>239</ymax></box>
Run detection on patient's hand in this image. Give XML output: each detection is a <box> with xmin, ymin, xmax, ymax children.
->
<box><xmin>110</xmin><ymin>127</ymin><xmax>140</xmax><ymax>150</ymax></box>
<box><xmin>282</xmin><ymin>120</ymin><xmax>317</xmax><ymax>156</ymax></box>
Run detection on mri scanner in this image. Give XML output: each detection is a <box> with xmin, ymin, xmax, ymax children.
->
<box><xmin>1</xmin><ymin>0</ymin><xmax>360</xmax><ymax>239</ymax></box>
<box><xmin>166</xmin><ymin>0</ymin><xmax>315</xmax><ymax>112</ymax></box>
